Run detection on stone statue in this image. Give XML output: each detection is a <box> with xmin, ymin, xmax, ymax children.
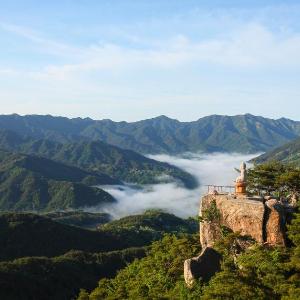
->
<box><xmin>235</xmin><ymin>162</ymin><xmax>247</xmax><ymax>195</ymax></box>
<box><xmin>236</xmin><ymin>162</ymin><xmax>247</xmax><ymax>183</ymax></box>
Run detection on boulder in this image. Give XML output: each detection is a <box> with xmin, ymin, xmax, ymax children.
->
<box><xmin>184</xmin><ymin>247</ymin><xmax>221</xmax><ymax>287</ymax></box>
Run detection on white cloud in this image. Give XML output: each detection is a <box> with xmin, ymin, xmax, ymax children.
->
<box><xmin>2</xmin><ymin>20</ymin><xmax>300</xmax><ymax>82</ymax></box>
<box><xmin>23</xmin><ymin>23</ymin><xmax>300</xmax><ymax>82</ymax></box>
<box><xmin>87</xmin><ymin>152</ymin><xmax>257</xmax><ymax>219</ymax></box>
<box><xmin>0</xmin><ymin>22</ymin><xmax>82</xmax><ymax>57</ymax></box>
<box><xmin>1</xmin><ymin>15</ymin><xmax>300</xmax><ymax>121</ymax></box>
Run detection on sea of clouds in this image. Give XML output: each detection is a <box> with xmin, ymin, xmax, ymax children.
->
<box><xmin>87</xmin><ymin>152</ymin><xmax>257</xmax><ymax>219</ymax></box>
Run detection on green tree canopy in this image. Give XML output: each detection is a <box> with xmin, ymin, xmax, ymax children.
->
<box><xmin>247</xmin><ymin>161</ymin><xmax>300</xmax><ymax>197</ymax></box>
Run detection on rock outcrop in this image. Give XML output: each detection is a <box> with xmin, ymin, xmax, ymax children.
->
<box><xmin>184</xmin><ymin>194</ymin><xmax>289</xmax><ymax>286</ymax></box>
<box><xmin>200</xmin><ymin>194</ymin><xmax>267</xmax><ymax>248</ymax></box>
<box><xmin>184</xmin><ymin>247</ymin><xmax>222</xmax><ymax>286</ymax></box>
<box><xmin>265</xmin><ymin>199</ymin><xmax>287</xmax><ymax>245</ymax></box>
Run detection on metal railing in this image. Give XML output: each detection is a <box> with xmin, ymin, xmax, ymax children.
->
<box><xmin>205</xmin><ymin>185</ymin><xmax>235</xmax><ymax>194</ymax></box>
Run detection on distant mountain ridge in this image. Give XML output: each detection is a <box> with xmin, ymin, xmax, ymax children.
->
<box><xmin>0</xmin><ymin>114</ymin><xmax>299</xmax><ymax>153</ymax></box>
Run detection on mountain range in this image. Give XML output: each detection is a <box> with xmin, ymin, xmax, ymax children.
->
<box><xmin>1</xmin><ymin>113</ymin><xmax>300</xmax><ymax>212</ymax></box>
<box><xmin>1</xmin><ymin>113</ymin><xmax>300</xmax><ymax>154</ymax></box>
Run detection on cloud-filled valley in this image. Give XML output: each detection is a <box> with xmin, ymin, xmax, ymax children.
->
<box><xmin>88</xmin><ymin>152</ymin><xmax>257</xmax><ymax>219</ymax></box>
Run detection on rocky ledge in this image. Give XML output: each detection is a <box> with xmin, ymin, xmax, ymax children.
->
<box><xmin>184</xmin><ymin>194</ymin><xmax>291</xmax><ymax>286</ymax></box>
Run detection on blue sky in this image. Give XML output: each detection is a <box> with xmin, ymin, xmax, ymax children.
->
<box><xmin>1</xmin><ymin>0</ymin><xmax>300</xmax><ymax>121</ymax></box>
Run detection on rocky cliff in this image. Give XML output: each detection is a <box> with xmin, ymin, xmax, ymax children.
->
<box><xmin>184</xmin><ymin>194</ymin><xmax>289</xmax><ymax>286</ymax></box>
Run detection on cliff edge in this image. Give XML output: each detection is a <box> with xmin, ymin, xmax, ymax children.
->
<box><xmin>184</xmin><ymin>194</ymin><xmax>289</xmax><ymax>286</ymax></box>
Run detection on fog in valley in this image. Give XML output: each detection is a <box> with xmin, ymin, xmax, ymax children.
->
<box><xmin>88</xmin><ymin>153</ymin><xmax>257</xmax><ymax>219</ymax></box>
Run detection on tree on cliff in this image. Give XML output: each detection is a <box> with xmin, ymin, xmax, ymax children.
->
<box><xmin>247</xmin><ymin>161</ymin><xmax>300</xmax><ymax>197</ymax></box>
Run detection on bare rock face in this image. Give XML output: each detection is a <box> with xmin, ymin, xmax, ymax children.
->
<box><xmin>184</xmin><ymin>247</ymin><xmax>222</xmax><ymax>287</ymax></box>
<box><xmin>200</xmin><ymin>194</ymin><xmax>266</xmax><ymax>248</ymax></box>
<box><xmin>265</xmin><ymin>199</ymin><xmax>286</xmax><ymax>246</ymax></box>
<box><xmin>200</xmin><ymin>194</ymin><xmax>287</xmax><ymax>248</ymax></box>
<box><xmin>184</xmin><ymin>194</ymin><xmax>288</xmax><ymax>286</ymax></box>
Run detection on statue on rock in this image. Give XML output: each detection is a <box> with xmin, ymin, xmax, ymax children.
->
<box><xmin>235</xmin><ymin>162</ymin><xmax>247</xmax><ymax>195</ymax></box>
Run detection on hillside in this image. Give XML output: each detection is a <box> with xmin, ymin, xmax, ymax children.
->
<box><xmin>0</xmin><ymin>211</ymin><xmax>197</xmax><ymax>261</ymax></box>
<box><xmin>0</xmin><ymin>212</ymin><xmax>139</xmax><ymax>261</ymax></box>
<box><xmin>45</xmin><ymin>140</ymin><xmax>197</xmax><ymax>187</ymax></box>
<box><xmin>44</xmin><ymin>211</ymin><xmax>111</xmax><ymax>229</ymax></box>
<box><xmin>98</xmin><ymin>209</ymin><xmax>198</xmax><ymax>246</ymax></box>
<box><xmin>0</xmin><ymin>248</ymin><xmax>146</xmax><ymax>300</ymax></box>
<box><xmin>0</xmin><ymin>114</ymin><xmax>300</xmax><ymax>154</ymax></box>
<box><xmin>0</xmin><ymin>129</ymin><xmax>197</xmax><ymax>187</ymax></box>
<box><xmin>252</xmin><ymin>136</ymin><xmax>300</xmax><ymax>165</ymax></box>
<box><xmin>0</xmin><ymin>150</ymin><xmax>115</xmax><ymax>211</ymax></box>
<box><xmin>0</xmin><ymin>211</ymin><xmax>198</xmax><ymax>299</ymax></box>
<box><xmin>101</xmin><ymin>209</ymin><xmax>197</xmax><ymax>233</ymax></box>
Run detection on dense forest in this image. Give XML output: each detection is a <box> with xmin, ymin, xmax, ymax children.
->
<box><xmin>0</xmin><ymin>210</ymin><xmax>198</xmax><ymax>300</ymax></box>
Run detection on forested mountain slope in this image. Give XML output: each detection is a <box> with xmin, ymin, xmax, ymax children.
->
<box><xmin>0</xmin><ymin>150</ymin><xmax>115</xmax><ymax>211</ymax></box>
<box><xmin>0</xmin><ymin>213</ymin><xmax>126</xmax><ymax>261</ymax></box>
<box><xmin>0</xmin><ymin>248</ymin><xmax>146</xmax><ymax>300</ymax></box>
<box><xmin>43</xmin><ymin>211</ymin><xmax>111</xmax><ymax>229</ymax></box>
<box><xmin>0</xmin><ymin>129</ymin><xmax>196</xmax><ymax>187</ymax></box>
<box><xmin>1</xmin><ymin>114</ymin><xmax>299</xmax><ymax>154</ymax></box>
<box><xmin>253</xmin><ymin>136</ymin><xmax>300</xmax><ymax>165</ymax></box>
<box><xmin>0</xmin><ymin>211</ymin><xmax>197</xmax><ymax>261</ymax></box>
<box><xmin>0</xmin><ymin>211</ymin><xmax>198</xmax><ymax>299</ymax></box>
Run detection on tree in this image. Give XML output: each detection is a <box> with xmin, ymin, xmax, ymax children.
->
<box><xmin>247</xmin><ymin>161</ymin><xmax>300</xmax><ymax>199</ymax></box>
<box><xmin>277</xmin><ymin>169</ymin><xmax>300</xmax><ymax>197</ymax></box>
<box><xmin>87</xmin><ymin>234</ymin><xmax>201</xmax><ymax>299</ymax></box>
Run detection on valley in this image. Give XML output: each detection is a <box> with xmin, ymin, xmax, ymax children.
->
<box><xmin>0</xmin><ymin>113</ymin><xmax>300</xmax><ymax>300</ymax></box>
<box><xmin>2</xmin><ymin>2</ymin><xmax>300</xmax><ymax>299</ymax></box>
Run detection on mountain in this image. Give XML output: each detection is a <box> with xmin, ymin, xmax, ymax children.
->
<box><xmin>0</xmin><ymin>114</ymin><xmax>300</xmax><ymax>153</ymax></box>
<box><xmin>0</xmin><ymin>150</ymin><xmax>115</xmax><ymax>211</ymax></box>
<box><xmin>0</xmin><ymin>129</ymin><xmax>197</xmax><ymax>188</ymax></box>
<box><xmin>252</xmin><ymin>136</ymin><xmax>300</xmax><ymax>165</ymax></box>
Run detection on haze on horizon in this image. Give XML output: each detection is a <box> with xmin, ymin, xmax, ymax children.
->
<box><xmin>3</xmin><ymin>112</ymin><xmax>300</xmax><ymax>124</ymax></box>
<box><xmin>1</xmin><ymin>0</ymin><xmax>300</xmax><ymax>121</ymax></box>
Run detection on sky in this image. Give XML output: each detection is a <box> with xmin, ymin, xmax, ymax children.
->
<box><xmin>0</xmin><ymin>0</ymin><xmax>300</xmax><ymax>121</ymax></box>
